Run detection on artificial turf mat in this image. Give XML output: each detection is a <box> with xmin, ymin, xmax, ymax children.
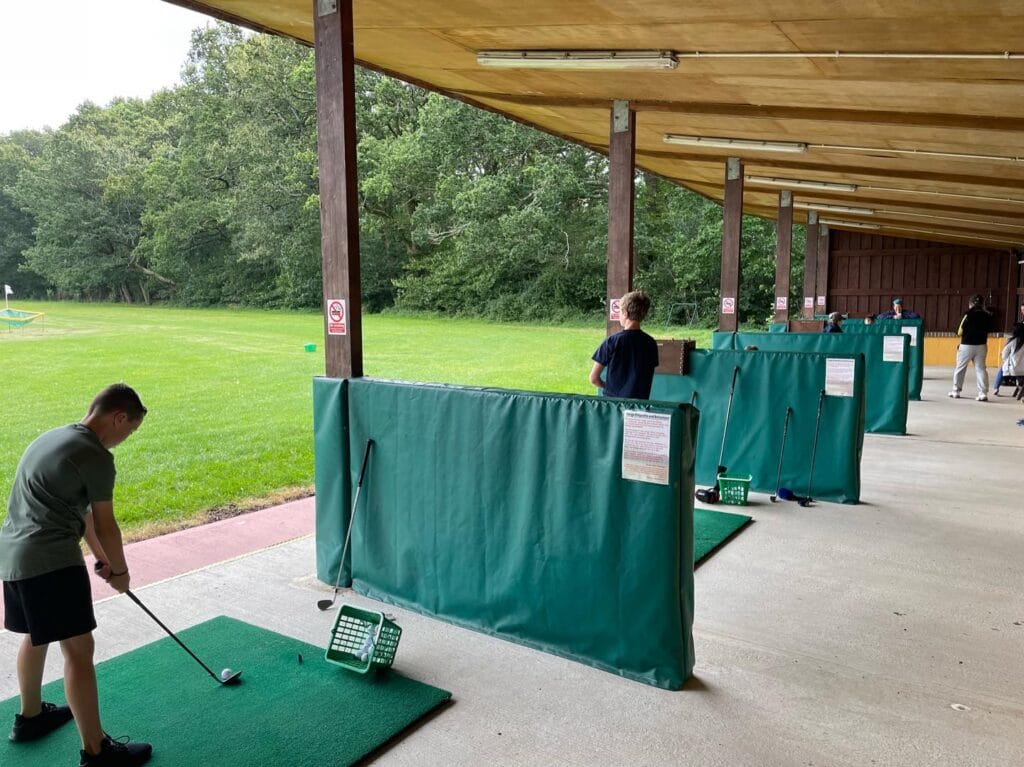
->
<box><xmin>0</xmin><ymin>616</ymin><xmax>450</xmax><ymax>766</ymax></box>
<box><xmin>695</xmin><ymin>508</ymin><xmax>752</xmax><ymax>564</ymax></box>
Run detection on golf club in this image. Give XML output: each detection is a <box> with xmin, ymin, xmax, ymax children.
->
<box><xmin>317</xmin><ymin>437</ymin><xmax>375</xmax><ymax>611</ymax></box>
<box><xmin>798</xmin><ymin>389</ymin><xmax>827</xmax><ymax>508</ymax></box>
<box><xmin>94</xmin><ymin>562</ymin><xmax>241</xmax><ymax>685</ymax></box>
<box><xmin>769</xmin><ymin>406</ymin><xmax>794</xmax><ymax>502</ymax></box>
<box><xmin>695</xmin><ymin>366</ymin><xmax>739</xmax><ymax>504</ymax></box>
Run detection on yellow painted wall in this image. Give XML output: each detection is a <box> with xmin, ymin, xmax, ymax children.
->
<box><xmin>924</xmin><ymin>336</ymin><xmax>1004</xmax><ymax>367</ymax></box>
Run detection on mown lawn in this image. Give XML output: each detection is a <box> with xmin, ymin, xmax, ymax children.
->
<box><xmin>1</xmin><ymin>301</ymin><xmax>709</xmax><ymax>536</ymax></box>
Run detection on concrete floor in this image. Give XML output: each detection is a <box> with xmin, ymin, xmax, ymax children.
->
<box><xmin>2</xmin><ymin>367</ymin><xmax>1022</xmax><ymax>766</ymax></box>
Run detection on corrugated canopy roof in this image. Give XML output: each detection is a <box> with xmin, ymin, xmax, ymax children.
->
<box><xmin>165</xmin><ymin>1</ymin><xmax>1024</xmax><ymax>249</ymax></box>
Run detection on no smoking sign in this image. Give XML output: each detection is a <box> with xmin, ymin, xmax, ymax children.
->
<box><xmin>326</xmin><ymin>298</ymin><xmax>347</xmax><ymax>336</ymax></box>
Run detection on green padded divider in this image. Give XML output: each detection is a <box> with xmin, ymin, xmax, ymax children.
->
<box><xmin>340</xmin><ymin>378</ymin><xmax>697</xmax><ymax>689</ymax></box>
<box><xmin>712</xmin><ymin>331</ymin><xmax>909</xmax><ymax>434</ymax></box>
<box><xmin>313</xmin><ymin>377</ymin><xmax>351</xmax><ymax>586</ymax></box>
<box><xmin>842</xmin><ymin>318</ymin><xmax>925</xmax><ymax>400</ymax></box>
<box><xmin>652</xmin><ymin>349</ymin><xmax>864</xmax><ymax>503</ymax></box>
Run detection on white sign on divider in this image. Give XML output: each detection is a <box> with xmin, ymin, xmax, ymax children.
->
<box><xmin>883</xmin><ymin>335</ymin><xmax>905</xmax><ymax>362</ymax></box>
<box><xmin>621</xmin><ymin>410</ymin><xmax>672</xmax><ymax>485</ymax></box>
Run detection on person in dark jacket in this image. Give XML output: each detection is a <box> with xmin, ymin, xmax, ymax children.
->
<box><xmin>589</xmin><ymin>290</ymin><xmax>659</xmax><ymax>399</ymax></box>
<box><xmin>822</xmin><ymin>311</ymin><xmax>843</xmax><ymax>333</ymax></box>
<box><xmin>877</xmin><ymin>297</ymin><xmax>921</xmax><ymax>320</ymax></box>
<box><xmin>949</xmin><ymin>294</ymin><xmax>992</xmax><ymax>401</ymax></box>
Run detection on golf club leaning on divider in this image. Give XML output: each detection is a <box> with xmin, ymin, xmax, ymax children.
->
<box><xmin>769</xmin><ymin>406</ymin><xmax>794</xmax><ymax>503</ymax></box>
<box><xmin>317</xmin><ymin>438</ymin><xmax>375</xmax><ymax>611</ymax></box>
<box><xmin>715</xmin><ymin>365</ymin><xmax>741</xmax><ymax>472</ymax></box>
<box><xmin>798</xmin><ymin>390</ymin><xmax>827</xmax><ymax>508</ymax></box>
<box><xmin>93</xmin><ymin>562</ymin><xmax>241</xmax><ymax>686</ymax></box>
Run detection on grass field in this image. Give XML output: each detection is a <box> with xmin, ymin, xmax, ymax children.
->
<box><xmin>1</xmin><ymin>301</ymin><xmax>710</xmax><ymax>536</ymax></box>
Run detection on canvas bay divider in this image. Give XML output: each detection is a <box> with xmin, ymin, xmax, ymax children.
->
<box><xmin>313</xmin><ymin>376</ymin><xmax>698</xmax><ymax>689</ymax></box>
<box><xmin>652</xmin><ymin>349</ymin><xmax>865</xmax><ymax>504</ymax></box>
<box><xmin>842</xmin><ymin>318</ymin><xmax>925</xmax><ymax>400</ymax></box>
<box><xmin>713</xmin><ymin>332</ymin><xmax>910</xmax><ymax>435</ymax></box>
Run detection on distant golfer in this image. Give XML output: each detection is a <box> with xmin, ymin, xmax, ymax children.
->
<box><xmin>877</xmin><ymin>297</ymin><xmax>921</xmax><ymax>320</ymax></box>
<box><xmin>0</xmin><ymin>384</ymin><xmax>153</xmax><ymax>767</ymax></box>
<box><xmin>822</xmin><ymin>311</ymin><xmax>844</xmax><ymax>333</ymax></box>
<box><xmin>950</xmin><ymin>294</ymin><xmax>992</xmax><ymax>401</ymax></box>
<box><xmin>590</xmin><ymin>290</ymin><xmax>659</xmax><ymax>399</ymax></box>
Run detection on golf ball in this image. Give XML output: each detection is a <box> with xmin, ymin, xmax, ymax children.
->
<box><xmin>220</xmin><ymin>668</ymin><xmax>234</xmax><ymax>681</ymax></box>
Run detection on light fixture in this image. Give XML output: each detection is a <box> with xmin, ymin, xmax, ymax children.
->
<box><xmin>746</xmin><ymin>176</ymin><xmax>858</xmax><ymax>193</ymax></box>
<box><xmin>793</xmin><ymin>202</ymin><xmax>875</xmax><ymax>215</ymax></box>
<box><xmin>663</xmin><ymin>134</ymin><xmax>807</xmax><ymax>153</ymax></box>
<box><xmin>884</xmin><ymin>225</ymin><xmax>1022</xmax><ymax>246</ymax></box>
<box><xmin>810</xmin><ymin>143</ymin><xmax>1023</xmax><ymax>163</ymax></box>
<box><xmin>876</xmin><ymin>210</ymin><xmax>1023</xmax><ymax>230</ymax></box>
<box><xmin>817</xmin><ymin>218</ymin><xmax>880</xmax><ymax>230</ymax></box>
<box><xmin>476</xmin><ymin>50</ymin><xmax>677</xmax><ymax>70</ymax></box>
<box><xmin>861</xmin><ymin>185</ymin><xmax>1024</xmax><ymax>206</ymax></box>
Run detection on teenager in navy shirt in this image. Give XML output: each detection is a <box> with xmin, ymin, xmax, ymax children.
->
<box><xmin>589</xmin><ymin>290</ymin><xmax>659</xmax><ymax>399</ymax></box>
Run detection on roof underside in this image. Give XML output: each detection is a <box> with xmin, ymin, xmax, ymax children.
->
<box><xmin>165</xmin><ymin>1</ymin><xmax>1024</xmax><ymax>250</ymax></box>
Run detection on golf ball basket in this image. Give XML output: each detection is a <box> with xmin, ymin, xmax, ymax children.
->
<box><xmin>716</xmin><ymin>473</ymin><xmax>752</xmax><ymax>506</ymax></box>
<box><xmin>326</xmin><ymin>605</ymin><xmax>401</xmax><ymax>674</ymax></box>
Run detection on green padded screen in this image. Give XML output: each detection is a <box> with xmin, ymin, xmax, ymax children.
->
<box><xmin>842</xmin><ymin>318</ymin><xmax>924</xmax><ymax>400</ymax></box>
<box><xmin>314</xmin><ymin>377</ymin><xmax>351</xmax><ymax>587</ymax></box>
<box><xmin>652</xmin><ymin>349</ymin><xmax>864</xmax><ymax>503</ymax></box>
<box><xmin>319</xmin><ymin>378</ymin><xmax>698</xmax><ymax>689</ymax></box>
<box><xmin>712</xmin><ymin>331</ymin><xmax>909</xmax><ymax>434</ymax></box>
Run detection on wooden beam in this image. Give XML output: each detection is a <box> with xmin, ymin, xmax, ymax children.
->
<box><xmin>606</xmin><ymin>100</ymin><xmax>635</xmax><ymax>336</ymax></box>
<box><xmin>314</xmin><ymin>0</ymin><xmax>362</xmax><ymax>378</ymax></box>
<box><xmin>774</xmin><ymin>191</ymin><xmax>794</xmax><ymax>324</ymax></box>
<box><xmin>719</xmin><ymin>157</ymin><xmax>743</xmax><ymax>331</ymax></box>
<box><xmin>816</xmin><ymin>224</ymin><xmax>830</xmax><ymax>315</ymax></box>
<box><xmin>803</xmin><ymin>212</ymin><xmax>819</xmax><ymax>319</ymax></box>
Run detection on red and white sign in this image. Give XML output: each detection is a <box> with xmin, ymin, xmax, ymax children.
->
<box><xmin>721</xmin><ymin>296</ymin><xmax>736</xmax><ymax>315</ymax></box>
<box><xmin>817</xmin><ymin>295</ymin><xmax>826</xmax><ymax>306</ymax></box>
<box><xmin>775</xmin><ymin>296</ymin><xmax>788</xmax><ymax>311</ymax></box>
<box><xmin>804</xmin><ymin>296</ymin><xmax>814</xmax><ymax>309</ymax></box>
<box><xmin>326</xmin><ymin>298</ymin><xmax>347</xmax><ymax>336</ymax></box>
<box><xmin>609</xmin><ymin>298</ymin><xmax>621</xmax><ymax>321</ymax></box>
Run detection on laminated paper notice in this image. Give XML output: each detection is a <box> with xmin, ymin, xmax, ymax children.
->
<box><xmin>883</xmin><ymin>335</ymin><xmax>905</xmax><ymax>362</ymax></box>
<box><xmin>825</xmin><ymin>358</ymin><xmax>856</xmax><ymax>397</ymax></box>
<box><xmin>621</xmin><ymin>410</ymin><xmax>672</xmax><ymax>485</ymax></box>
<box><xmin>901</xmin><ymin>326</ymin><xmax>918</xmax><ymax>347</ymax></box>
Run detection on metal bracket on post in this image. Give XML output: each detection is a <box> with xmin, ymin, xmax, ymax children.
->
<box><xmin>780</xmin><ymin>190</ymin><xmax>792</xmax><ymax>208</ymax></box>
<box><xmin>612</xmin><ymin>100</ymin><xmax>631</xmax><ymax>133</ymax></box>
<box><xmin>807</xmin><ymin>211</ymin><xmax>818</xmax><ymax>225</ymax></box>
<box><xmin>726</xmin><ymin>157</ymin><xmax>741</xmax><ymax>181</ymax></box>
<box><xmin>317</xmin><ymin>0</ymin><xmax>337</xmax><ymax>17</ymax></box>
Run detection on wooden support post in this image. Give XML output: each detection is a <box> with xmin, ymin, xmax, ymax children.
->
<box><xmin>774</xmin><ymin>191</ymin><xmax>793</xmax><ymax>324</ymax></box>
<box><xmin>718</xmin><ymin>157</ymin><xmax>743</xmax><ymax>331</ymax></box>
<box><xmin>1004</xmin><ymin>249</ymin><xmax>1020</xmax><ymax>331</ymax></box>
<box><xmin>314</xmin><ymin>0</ymin><xmax>362</xmax><ymax>378</ymax></box>
<box><xmin>816</xmin><ymin>224</ymin><xmax>830</xmax><ymax>314</ymax></box>
<box><xmin>802</xmin><ymin>212</ymin><xmax>818</xmax><ymax>319</ymax></box>
<box><xmin>606</xmin><ymin>100</ymin><xmax>635</xmax><ymax>336</ymax></box>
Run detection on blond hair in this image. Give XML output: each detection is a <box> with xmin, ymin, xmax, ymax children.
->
<box><xmin>620</xmin><ymin>290</ymin><xmax>651</xmax><ymax>322</ymax></box>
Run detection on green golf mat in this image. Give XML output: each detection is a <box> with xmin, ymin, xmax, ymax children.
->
<box><xmin>695</xmin><ymin>508</ymin><xmax>752</xmax><ymax>564</ymax></box>
<box><xmin>0</xmin><ymin>616</ymin><xmax>451</xmax><ymax>766</ymax></box>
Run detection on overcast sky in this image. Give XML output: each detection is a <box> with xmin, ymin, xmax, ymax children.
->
<box><xmin>0</xmin><ymin>0</ymin><xmax>215</xmax><ymax>134</ymax></box>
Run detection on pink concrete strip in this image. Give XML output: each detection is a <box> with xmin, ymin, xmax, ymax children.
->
<box><xmin>1</xmin><ymin>497</ymin><xmax>315</xmax><ymax>626</ymax></box>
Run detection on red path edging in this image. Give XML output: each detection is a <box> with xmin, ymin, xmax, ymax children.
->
<box><xmin>1</xmin><ymin>497</ymin><xmax>315</xmax><ymax>626</ymax></box>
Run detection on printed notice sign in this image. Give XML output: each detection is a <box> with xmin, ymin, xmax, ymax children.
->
<box><xmin>817</xmin><ymin>295</ymin><xmax>826</xmax><ymax>306</ymax></box>
<box><xmin>722</xmin><ymin>297</ymin><xmax>736</xmax><ymax>315</ymax></box>
<box><xmin>804</xmin><ymin>296</ymin><xmax>813</xmax><ymax>309</ymax></box>
<box><xmin>326</xmin><ymin>298</ymin><xmax>347</xmax><ymax>335</ymax></box>
<box><xmin>776</xmin><ymin>295</ymin><xmax>788</xmax><ymax>311</ymax></box>
<box><xmin>901</xmin><ymin>326</ymin><xmax>918</xmax><ymax>347</ymax></box>
<box><xmin>825</xmin><ymin>358</ymin><xmax>856</xmax><ymax>397</ymax></box>
<box><xmin>622</xmin><ymin>410</ymin><xmax>672</xmax><ymax>485</ymax></box>
<box><xmin>883</xmin><ymin>335</ymin><xmax>905</xmax><ymax>362</ymax></box>
<box><xmin>609</xmin><ymin>298</ymin><xmax>621</xmax><ymax>321</ymax></box>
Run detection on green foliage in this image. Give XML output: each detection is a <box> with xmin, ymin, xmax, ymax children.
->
<box><xmin>2</xmin><ymin>23</ymin><xmax>798</xmax><ymax>325</ymax></box>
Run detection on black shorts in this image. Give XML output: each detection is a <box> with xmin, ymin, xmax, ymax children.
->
<box><xmin>3</xmin><ymin>565</ymin><xmax>96</xmax><ymax>645</ymax></box>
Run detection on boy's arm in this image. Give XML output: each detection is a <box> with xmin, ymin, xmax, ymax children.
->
<box><xmin>589</xmin><ymin>362</ymin><xmax>606</xmax><ymax>389</ymax></box>
<box><xmin>83</xmin><ymin>512</ymin><xmax>112</xmax><ymax>580</ymax></box>
<box><xmin>90</xmin><ymin>501</ymin><xmax>131</xmax><ymax>593</ymax></box>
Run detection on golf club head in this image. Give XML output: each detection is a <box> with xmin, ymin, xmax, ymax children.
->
<box><xmin>797</xmin><ymin>497</ymin><xmax>813</xmax><ymax>507</ymax></box>
<box><xmin>316</xmin><ymin>598</ymin><xmax>336</xmax><ymax>611</ymax></box>
<box><xmin>219</xmin><ymin>670</ymin><xmax>243</xmax><ymax>685</ymax></box>
<box><xmin>769</xmin><ymin>495</ymin><xmax>777</xmax><ymax>503</ymax></box>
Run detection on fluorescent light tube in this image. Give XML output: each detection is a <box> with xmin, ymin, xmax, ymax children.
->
<box><xmin>746</xmin><ymin>176</ymin><xmax>858</xmax><ymax>193</ymax></box>
<box><xmin>476</xmin><ymin>50</ymin><xmax>678</xmax><ymax>70</ymax></box>
<box><xmin>818</xmin><ymin>218</ymin><xmax>880</xmax><ymax>229</ymax></box>
<box><xmin>663</xmin><ymin>134</ymin><xmax>806</xmax><ymax>153</ymax></box>
<box><xmin>794</xmin><ymin>202</ymin><xmax>874</xmax><ymax>215</ymax></box>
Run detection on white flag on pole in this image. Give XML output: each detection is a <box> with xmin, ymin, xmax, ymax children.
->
<box><xmin>3</xmin><ymin>284</ymin><xmax>11</xmax><ymax>296</ymax></box>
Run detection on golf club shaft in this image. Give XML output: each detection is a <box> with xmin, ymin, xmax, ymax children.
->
<box><xmin>716</xmin><ymin>366</ymin><xmax>740</xmax><ymax>470</ymax></box>
<box><xmin>805</xmin><ymin>390</ymin><xmax>826</xmax><ymax>500</ymax></box>
<box><xmin>125</xmin><ymin>590</ymin><xmax>222</xmax><ymax>683</ymax></box>
<box><xmin>324</xmin><ymin>438</ymin><xmax>374</xmax><ymax>603</ymax></box>
<box><xmin>773</xmin><ymin>407</ymin><xmax>793</xmax><ymax>494</ymax></box>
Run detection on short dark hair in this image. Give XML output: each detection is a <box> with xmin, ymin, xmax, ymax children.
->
<box><xmin>88</xmin><ymin>384</ymin><xmax>147</xmax><ymax>421</ymax></box>
<box><xmin>969</xmin><ymin>294</ymin><xmax>984</xmax><ymax>307</ymax></box>
<box><xmin>621</xmin><ymin>290</ymin><xmax>651</xmax><ymax>322</ymax></box>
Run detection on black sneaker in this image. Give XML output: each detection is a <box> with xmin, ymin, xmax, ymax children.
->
<box><xmin>8</xmin><ymin>701</ymin><xmax>74</xmax><ymax>742</ymax></box>
<box><xmin>79</xmin><ymin>735</ymin><xmax>153</xmax><ymax>767</ymax></box>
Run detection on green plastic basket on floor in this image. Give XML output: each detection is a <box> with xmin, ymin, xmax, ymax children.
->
<box><xmin>326</xmin><ymin>605</ymin><xmax>402</xmax><ymax>674</ymax></box>
<box><xmin>717</xmin><ymin>473</ymin><xmax>752</xmax><ymax>506</ymax></box>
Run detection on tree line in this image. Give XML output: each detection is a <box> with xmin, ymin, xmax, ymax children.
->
<box><xmin>0</xmin><ymin>23</ymin><xmax>804</xmax><ymax>325</ymax></box>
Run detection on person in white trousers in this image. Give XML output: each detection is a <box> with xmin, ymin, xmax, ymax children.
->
<box><xmin>950</xmin><ymin>294</ymin><xmax>993</xmax><ymax>401</ymax></box>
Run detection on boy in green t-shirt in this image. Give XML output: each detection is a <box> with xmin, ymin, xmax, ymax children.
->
<box><xmin>0</xmin><ymin>384</ymin><xmax>153</xmax><ymax>767</ymax></box>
